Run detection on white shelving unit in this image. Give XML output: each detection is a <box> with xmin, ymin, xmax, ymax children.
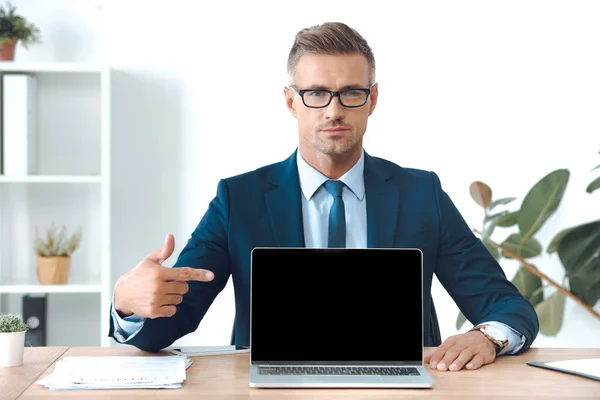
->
<box><xmin>0</xmin><ymin>175</ymin><xmax>102</xmax><ymax>183</ymax></box>
<box><xmin>0</xmin><ymin>62</ymin><xmax>111</xmax><ymax>346</ymax></box>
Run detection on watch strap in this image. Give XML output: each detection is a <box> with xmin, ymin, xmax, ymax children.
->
<box><xmin>470</xmin><ymin>324</ymin><xmax>506</xmax><ymax>354</ymax></box>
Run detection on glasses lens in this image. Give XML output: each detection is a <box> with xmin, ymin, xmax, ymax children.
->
<box><xmin>339</xmin><ymin>90</ymin><xmax>368</xmax><ymax>107</ymax></box>
<box><xmin>303</xmin><ymin>90</ymin><xmax>332</xmax><ymax>108</ymax></box>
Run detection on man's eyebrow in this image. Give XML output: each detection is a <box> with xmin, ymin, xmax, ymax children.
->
<box><xmin>339</xmin><ymin>84</ymin><xmax>369</xmax><ymax>90</ymax></box>
<box><xmin>303</xmin><ymin>84</ymin><xmax>330</xmax><ymax>90</ymax></box>
<box><xmin>303</xmin><ymin>84</ymin><xmax>369</xmax><ymax>91</ymax></box>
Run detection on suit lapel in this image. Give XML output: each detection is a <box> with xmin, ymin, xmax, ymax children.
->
<box><xmin>365</xmin><ymin>153</ymin><xmax>400</xmax><ymax>248</ymax></box>
<box><xmin>265</xmin><ymin>151</ymin><xmax>305</xmax><ymax>247</ymax></box>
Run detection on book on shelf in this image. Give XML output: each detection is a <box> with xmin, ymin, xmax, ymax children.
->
<box><xmin>1</xmin><ymin>73</ymin><xmax>38</xmax><ymax>176</ymax></box>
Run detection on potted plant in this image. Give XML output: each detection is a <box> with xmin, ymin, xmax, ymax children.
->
<box><xmin>0</xmin><ymin>313</ymin><xmax>29</xmax><ymax>367</ymax></box>
<box><xmin>34</xmin><ymin>223</ymin><xmax>82</xmax><ymax>285</ymax></box>
<box><xmin>457</xmin><ymin>149</ymin><xmax>600</xmax><ymax>335</ymax></box>
<box><xmin>0</xmin><ymin>2</ymin><xmax>41</xmax><ymax>61</ymax></box>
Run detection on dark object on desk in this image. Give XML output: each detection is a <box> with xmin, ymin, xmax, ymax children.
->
<box><xmin>527</xmin><ymin>359</ymin><xmax>600</xmax><ymax>382</ymax></box>
<box><xmin>22</xmin><ymin>294</ymin><xmax>47</xmax><ymax>346</ymax></box>
<box><xmin>172</xmin><ymin>345</ymin><xmax>249</xmax><ymax>356</ymax></box>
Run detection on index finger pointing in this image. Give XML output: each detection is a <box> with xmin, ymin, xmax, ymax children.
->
<box><xmin>160</xmin><ymin>266</ymin><xmax>214</xmax><ymax>282</ymax></box>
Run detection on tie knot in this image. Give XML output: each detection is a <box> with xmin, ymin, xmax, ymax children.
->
<box><xmin>324</xmin><ymin>180</ymin><xmax>344</xmax><ymax>198</ymax></box>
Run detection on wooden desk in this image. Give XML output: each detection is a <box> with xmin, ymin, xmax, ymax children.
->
<box><xmin>12</xmin><ymin>347</ymin><xmax>599</xmax><ymax>399</ymax></box>
<box><xmin>0</xmin><ymin>347</ymin><xmax>68</xmax><ymax>400</ymax></box>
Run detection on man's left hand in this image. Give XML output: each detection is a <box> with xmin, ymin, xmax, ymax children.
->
<box><xmin>424</xmin><ymin>331</ymin><xmax>498</xmax><ymax>371</ymax></box>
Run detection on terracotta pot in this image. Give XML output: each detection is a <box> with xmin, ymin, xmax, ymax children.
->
<box><xmin>36</xmin><ymin>256</ymin><xmax>71</xmax><ymax>284</ymax></box>
<box><xmin>0</xmin><ymin>38</ymin><xmax>17</xmax><ymax>61</ymax></box>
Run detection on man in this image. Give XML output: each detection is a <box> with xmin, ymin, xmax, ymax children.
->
<box><xmin>110</xmin><ymin>22</ymin><xmax>538</xmax><ymax>372</ymax></box>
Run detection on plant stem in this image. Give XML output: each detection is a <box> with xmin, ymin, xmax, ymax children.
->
<box><xmin>474</xmin><ymin>229</ymin><xmax>600</xmax><ymax>321</ymax></box>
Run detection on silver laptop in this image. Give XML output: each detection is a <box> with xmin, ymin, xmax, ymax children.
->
<box><xmin>249</xmin><ymin>247</ymin><xmax>434</xmax><ymax>388</ymax></box>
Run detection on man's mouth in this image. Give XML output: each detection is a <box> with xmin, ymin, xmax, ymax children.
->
<box><xmin>321</xmin><ymin>128</ymin><xmax>349</xmax><ymax>134</ymax></box>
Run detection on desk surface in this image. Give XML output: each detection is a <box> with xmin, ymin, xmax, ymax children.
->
<box><xmin>0</xmin><ymin>347</ymin><xmax>68</xmax><ymax>400</ymax></box>
<box><xmin>6</xmin><ymin>346</ymin><xmax>599</xmax><ymax>400</ymax></box>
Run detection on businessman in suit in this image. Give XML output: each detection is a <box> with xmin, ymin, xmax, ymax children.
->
<box><xmin>110</xmin><ymin>22</ymin><xmax>538</xmax><ymax>372</ymax></box>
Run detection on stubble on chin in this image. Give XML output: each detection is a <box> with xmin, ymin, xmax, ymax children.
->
<box><xmin>314</xmin><ymin>132</ymin><xmax>358</xmax><ymax>157</ymax></box>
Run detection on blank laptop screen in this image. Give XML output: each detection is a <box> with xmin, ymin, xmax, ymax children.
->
<box><xmin>250</xmin><ymin>248</ymin><xmax>423</xmax><ymax>365</ymax></box>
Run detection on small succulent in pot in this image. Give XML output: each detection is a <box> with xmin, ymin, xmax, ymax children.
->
<box><xmin>0</xmin><ymin>313</ymin><xmax>29</xmax><ymax>367</ymax></box>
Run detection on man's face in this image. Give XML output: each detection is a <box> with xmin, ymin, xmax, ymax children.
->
<box><xmin>285</xmin><ymin>53</ymin><xmax>378</xmax><ymax>159</ymax></box>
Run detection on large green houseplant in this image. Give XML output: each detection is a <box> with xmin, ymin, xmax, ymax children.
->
<box><xmin>456</xmin><ymin>150</ymin><xmax>600</xmax><ymax>335</ymax></box>
<box><xmin>0</xmin><ymin>2</ymin><xmax>41</xmax><ymax>61</ymax></box>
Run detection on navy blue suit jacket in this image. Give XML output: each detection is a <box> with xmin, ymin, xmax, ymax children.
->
<box><xmin>108</xmin><ymin>151</ymin><xmax>538</xmax><ymax>352</ymax></box>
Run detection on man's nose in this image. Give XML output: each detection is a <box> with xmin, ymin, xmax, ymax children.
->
<box><xmin>324</xmin><ymin>95</ymin><xmax>345</xmax><ymax>120</ymax></box>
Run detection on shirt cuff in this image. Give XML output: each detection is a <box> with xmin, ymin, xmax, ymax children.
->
<box><xmin>480</xmin><ymin>321</ymin><xmax>526</xmax><ymax>356</ymax></box>
<box><xmin>111</xmin><ymin>295</ymin><xmax>146</xmax><ymax>343</ymax></box>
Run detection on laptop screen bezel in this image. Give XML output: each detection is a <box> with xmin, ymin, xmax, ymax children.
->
<box><xmin>249</xmin><ymin>247</ymin><xmax>424</xmax><ymax>366</ymax></box>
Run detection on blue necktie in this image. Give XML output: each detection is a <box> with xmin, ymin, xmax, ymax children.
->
<box><xmin>324</xmin><ymin>180</ymin><xmax>346</xmax><ymax>248</ymax></box>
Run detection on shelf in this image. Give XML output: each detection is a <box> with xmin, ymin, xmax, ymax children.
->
<box><xmin>0</xmin><ymin>278</ymin><xmax>102</xmax><ymax>294</ymax></box>
<box><xmin>0</xmin><ymin>62</ymin><xmax>107</xmax><ymax>74</ymax></box>
<box><xmin>0</xmin><ymin>59</ymin><xmax>112</xmax><ymax>346</ymax></box>
<box><xmin>0</xmin><ymin>175</ymin><xmax>101</xmax><ymax>183</ymax></box>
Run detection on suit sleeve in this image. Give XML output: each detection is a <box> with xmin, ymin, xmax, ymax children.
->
<box><xmin>108</xmin><ymin>179</ymin><xmax>233</xmax><ymax>352</ymax></box>
<box><xmin>430</xmin><ymin>172</ymin><xmax>539</xmax><ymax>353</ymax></box>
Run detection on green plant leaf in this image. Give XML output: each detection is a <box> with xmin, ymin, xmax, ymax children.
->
<box><xmin>483</xmin><ymin>223</ymin><xmax>496</xmax><ymax>238</ymax></box>
<box><xmin>557</xmin><ymin>220</ymin><xmax>600</xmax><ymax>306</ymax></box>
<box><xmin>535</xmin><ymin>292</ymin><xmax>566</xmax><ymax>336</ymax></box>
<box><xmin>488</xmin><ymin>197</ymin><xmax>516</xmax><ymax>211</ymax></box>
<box><xmin>484</xmin><ymin>210</ymin><xmax>508</xmax><ymax>224</ymax></box>
<box><xmin>456</xmin><ymin>311</ymin><xmax>467</xmax><ymax>330</ymax></box>
<box><xmin>483</xmin><ymin>211</ymin><xmax>506</xmax><ymax>237</ymax></box>
<box><xmin>496</xmin><ymin>211</ymin><xmax>519</xmax><ymax>227</ymax></box>
<box><xmin>483</xmin><ymin>211</ymin><xmax>519</xmax><ymax>238</ymax></box>
<box><xmin>592</xmin><ymin>164</ymin><xmax>600</xmax><ymax>172</ymax></box>
<box><xmin>483</xmin><ymin>211</ymin><xmax>517</xmax><ymax>238</ymax></box>
<box><xmin>501</xmin><ymin>233</ymin><xmax>542</xmax><ymax>259</ymax></box>
<box><xmin>586</xmin><ymin>176</ymin><xmax>600</xmax><ymax>194</ymax></box>
<box><xmin>547</xmin><ymin>227</ymin><xmax>576</xmax><ymax>254</ymax></box>
<box><xmin>0</xmin><ymin>313</ymin><xmax>29</xmax><ymax>333</ymax></box>
<box><xmin>518</xmin><ymin>169</ymin><xmax>569</xmax><ymax>240</ymax></box>
<box><xmin>469</xmin><ymin>181</ymin><xmax>492</xmax><ymax>209</ymax></box>
<box><xmin>482</xmin><ymin>239</ymin><xmax>500</xmax><ymax>261</ymax></box>
<box><xmin>512</xmin><ymin>267</ymin><xmax>543</xmax><ymax>306</ymax></box>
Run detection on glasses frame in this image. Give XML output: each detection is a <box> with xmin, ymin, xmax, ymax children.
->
<box><xmin>290</xmin><ymin>85</ymin><xmax>373</xmax><ymax>109</ymax></box>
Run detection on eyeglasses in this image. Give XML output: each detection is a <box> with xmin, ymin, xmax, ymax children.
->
<box><xmin>290</xmin><ymin>85</ymin><xmax>372</xmax><ymax>108</ymax></box>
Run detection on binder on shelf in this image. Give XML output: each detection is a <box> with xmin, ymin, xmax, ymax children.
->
<box><xmin>1</xmin><ymin>74</ymin><xmax>37</xmax><ymax>176</ymax></box>
<box><xmin>23</xmin><ymin>294</ymin><xmax>47</xmax><ymax>346</ymax></box>
<box><xmin>0</xmin><ymin>71</ymin><xmax>3</xmax><ymax>174</ymax></box>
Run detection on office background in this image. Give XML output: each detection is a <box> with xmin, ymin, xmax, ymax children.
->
<box><xmin>0</xmin><ymin>0</ymin><xmax>598</xmax><ymax>348</ymax></box>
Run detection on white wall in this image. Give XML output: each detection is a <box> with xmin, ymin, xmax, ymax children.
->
<box><xmin>11</xmin><ymin>0</ymin><xmax>600</xmax><ymax>347</ymax></box>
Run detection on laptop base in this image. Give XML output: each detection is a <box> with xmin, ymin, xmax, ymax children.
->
<box><xmin>249</xmin><ymin>365</ymin><xmax>434</xmax><ymax>388</ymax></box>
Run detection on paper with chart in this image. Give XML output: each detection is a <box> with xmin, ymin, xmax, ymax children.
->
<box><xmin>36</xmin><ymin>355</ymin><xmax>191</xmax><ymax>390</ymax></box>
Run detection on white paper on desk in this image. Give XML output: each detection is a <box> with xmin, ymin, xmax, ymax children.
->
<box><xmin>41</xmin><ymin>382</ymin><xmax>183</xmax><ymax>391</ymax></box>
<box><xmin>544</xmin><ymin>358</ymin><xmax>600</xmax><ymax>379</ymax></box>
<box><xmin>36</xmin><ymin>355</ymin><xmax>189</xmax><ymax>390</ymax></box>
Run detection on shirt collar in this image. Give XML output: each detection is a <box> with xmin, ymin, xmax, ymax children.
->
<box><xmin>296</xmin><ymin>149</ymin><xmax>365</xmax><ymax>201</ymax></box>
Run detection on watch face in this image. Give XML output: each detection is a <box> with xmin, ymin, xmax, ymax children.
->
<box><xmin>484</xmin><ymin>325</ymin><xmax>507</xmax><ymax>342</ymax></box>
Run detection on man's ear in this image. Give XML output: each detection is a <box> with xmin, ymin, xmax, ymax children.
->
<box><xmin>368</xmin><ymin>83</ymin><xmax>379</xmax><ymax>116</ymax></box>
<box><xmin>284</xmin><ymin>86</ymin><xmax>298</xmax><ymax>118</ymax></box>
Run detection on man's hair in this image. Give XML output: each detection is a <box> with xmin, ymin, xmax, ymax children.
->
<box><xmin>287</xmin><ymin>22</ymin><xmax>376</xmax><ymax>85</ymax></box>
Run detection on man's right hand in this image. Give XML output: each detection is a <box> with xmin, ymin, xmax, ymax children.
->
<box><xmin>113</xmin><ymin>234</ymin><xmax>214</xmax><ymax>319</ymax></box>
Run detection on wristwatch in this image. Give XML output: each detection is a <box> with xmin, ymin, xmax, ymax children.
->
<box><xmin>470</xmin><ymin>324</ymin><xmax>509</xmax><ymax>354</ymax></box>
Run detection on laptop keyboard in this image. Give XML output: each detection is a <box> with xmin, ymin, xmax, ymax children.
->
<box><xmin>258</xmin><ymin>366</ymin><xmax>420</xmax><ymax>376</ymax></box>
